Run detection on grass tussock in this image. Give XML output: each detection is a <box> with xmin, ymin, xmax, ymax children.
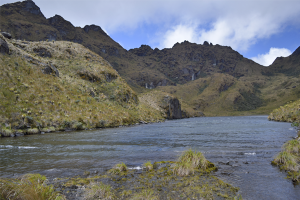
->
<box><xmin>84</xmin><ymin>182</ymin><xmax>115</xmax><ymax>200</ymax></box>
<box><xmin>0</xmin><ymin>174</ymin><xmax>65</xmax><ymax>200</ymax></box>
<box><xmin>108</xmin><ymin>162</ymin><xmax>128</xmax><ymax>175</ymax></box>
<box><xmin>173</xmin><ymin>149</ymin><xmax>209</xmax><ymax>176</ymax></box>
<box><xmin>143</xmin><ymin>161</ymin><xmax>153</xmax><ymax>171</ymax></box>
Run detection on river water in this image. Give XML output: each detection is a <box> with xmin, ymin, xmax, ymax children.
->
<box><xmin>0</xmin><ymin>115</ymin><xmax>299</xmax><ymax>199</ymax></box>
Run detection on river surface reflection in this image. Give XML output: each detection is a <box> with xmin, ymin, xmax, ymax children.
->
<box><xmin>0</xmin><ymin>115</ymin><xmax>299</xmax><ymax>199</ymax></box>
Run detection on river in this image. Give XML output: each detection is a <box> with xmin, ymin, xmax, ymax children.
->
<box><xmin>0</xmin><ymin>115</ymin><xmax>299</xmax><ymax>199</ymax></box>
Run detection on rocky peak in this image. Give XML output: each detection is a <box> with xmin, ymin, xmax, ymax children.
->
<box><xmin>47</xmin><ymin>14</ymin><xmax>75</xmax><ymax>37</ymax></box>
<box><xmin>22</xmin><ymin>0</ymin><xmax>44</xmax><ymax>17</ymax></box>
<box><xmin>83</xmin><ymin>25</ymin><xmax>108</xmax><ymax>36</ymax></box>
<box><xmin>129</xmin><ymin>45</ymin><xmax>154</xmax><ymax>56</ymax></box>
<box><xmin>291</xmin><ymin>46</ymin><xmax>300</xmax><ymax>57</ymax></box>
<box><xmin>48</xmin><ymin>15</ymin><xmax>73</xmax><ymax>27</ymax></box>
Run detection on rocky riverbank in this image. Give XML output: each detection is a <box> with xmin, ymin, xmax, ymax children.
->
<box><xmin>269</xmin><ymin>99</ymin><xmax>300</xmax><ymax>183</ymax></box>
<box><xmin>0</xmin><ymin>150</ymin><xmax>241</xmax><ymax>200</ymax></box>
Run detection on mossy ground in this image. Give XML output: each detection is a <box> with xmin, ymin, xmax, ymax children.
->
<box><xmin>0</xmin><ymin>35</ymin><xmax>164</xmax><ymax>136</ymax></box>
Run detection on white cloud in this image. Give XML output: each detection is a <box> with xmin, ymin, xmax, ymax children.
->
<box><xmin>251</xmin><ymin>48</ymin><xmax>292</xmax><ymax>66</ymax></box>
<box><xmin>157</xmin><ymin>0</ymin><xmax>300</xmax><ymax>51</ymax></box>
<box><xmin>161</xmin><ymin>24</ymin><xmax>198</xmax><ymax>48</ymax></box>
<box><xmin>1</xmin><ymin>0</ymin><xmax>300</xmax><ymax>52</ymax></box>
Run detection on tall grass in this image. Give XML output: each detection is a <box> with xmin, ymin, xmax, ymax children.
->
<box><xmin>108</xmin><ymin>162</ymin><xmax>128</xmax><ymax>175</ymax></box>
<box><xmin>0</xmin><ymin>174</ymin><xmax>65</xmax><ymax>200</ymax></box>
<box><xmin>84</xmin><ymin>182</ymin><xmax>115</xmax><ymax>200</ymax></box>
<box><xmin>173</xmin><ymin>149</ymin><xmax>208</xmax><ymax>176</ymax></box>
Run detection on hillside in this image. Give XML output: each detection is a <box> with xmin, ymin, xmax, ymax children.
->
<box><xmin>0</xmin><ymin>33</ymin><xmax>174</xmax><ymax>137</ymax></box>
<box><xmin>1</xmin><ymin>0</ymin><xmax>300</xmax><ymax>117</ymax></box>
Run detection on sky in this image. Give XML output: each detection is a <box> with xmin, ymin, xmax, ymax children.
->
<box><xmin>1</xmin><ymin>0</ymin><xmax>300</xmax><ymax>66</ymax></box>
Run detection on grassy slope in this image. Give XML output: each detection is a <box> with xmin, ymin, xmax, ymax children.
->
<box><xmin>151</xmin><ymin>71</ymin><xmax>300</xmax><ymax>117</ymax></box>
<box><xmin>0</xmin><ymin>34</ymin><xmax>164</xmax><ymax>136</ymax></box>
<box><xmin>1</xmin><ymin>1</ymin><xmax>300</xmax><ymax>118</ymax></box>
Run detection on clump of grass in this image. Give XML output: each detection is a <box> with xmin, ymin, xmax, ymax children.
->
<box><xmin>173</xmin><ymin>149</ymin><xmax>208</xmax><ymax>176</ymax></box>
<box><xmin>0</xmin><ymin>174</ymin><xmax>65</xmax><ymax>200</ymax></box>
<box><xmin>84</xmin><ymin>182</ymin><xmax>115</xmax><ymax>200</ymax></box>
<box><xmin>121</xmin><ymin>190</ymin><xmax>132</xmax><ymax>198</ymax></box>
<box><xmin>283</xmin><ymin>139</ymin><xmax>300</xmax><ymax>154</ymax></box>
<box><xmin>287</xmin><ymin>171</ymin><xmax>300</xmax><ymax>182</ymax></box>
<box><xmin>131</xmin><ymin>189</ymin><xmax>158</xmax><ymax>200</ymax></box>
<box><xmin>108</xmin><ymin>162</ymin><xmax>128</xmax><ymax>175</ymax></box>
<box><xmin>143</xmin><ymin>161</ymin><xmax>153</xmax><ymax>171</ymax></box>
<box><xmin>273</xmin><ymin>151</ymin><xmax>299</xmax><ymax>171</ymax></box>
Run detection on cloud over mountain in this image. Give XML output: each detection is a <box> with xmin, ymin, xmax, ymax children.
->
<box><xmin>251</xmin><ymin>48</ymin><xmax>292</xmax><ymax>66</ymax></box>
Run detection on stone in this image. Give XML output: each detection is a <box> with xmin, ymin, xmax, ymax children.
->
<box><xmin>33</xmin><ymin>47</ymin><xmax>52</xmax><ymax>58</ymax></box>
<box><xmin>42</xmin><ymin>64</ymin><xmax>59</xmax><ymax>77</ymax></box>
<box><xmin>0</xmin><ymin>38</ymin><xmax>9</xmax><ymax>54</ymax></box>
<box><xmin>1</xmin><ymin>32</ymin><xmax>12</xmax><ymax>39</ymax></box>
<box><xmin>162</xmin><ymin>96</ymin><xmax>182</xmax><ymax>119</ymax></box>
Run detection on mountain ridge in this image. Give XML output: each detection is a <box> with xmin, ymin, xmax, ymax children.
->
<box><xmin>1</xmin><ymin>0</ymin><xmax>300</xmax><ymax>117</ymax></box>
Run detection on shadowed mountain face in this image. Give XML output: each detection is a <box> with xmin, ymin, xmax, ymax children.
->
<box><xmin>1</xmin><ymin>0</ymin><xmax>300</xmax><ymax>116</ymax></box>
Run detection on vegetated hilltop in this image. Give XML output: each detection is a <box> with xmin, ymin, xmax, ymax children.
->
<box><xmin>1</xmin><ymin>0</ymin><xmax>300</xmax><ymax>117</ymax></box>
<box><xmin>0</xmin><ymin>32</ymin><xmax>171</xmax><ymax>137</ymax></box>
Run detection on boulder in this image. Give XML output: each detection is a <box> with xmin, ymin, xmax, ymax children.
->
<box><xmin>162</xmin><ymin>96</ymin><xmax>182</xmax><ymax>119</ymax></box>
<box><xmin>42</xmin><ymin>64</ymin><xmax>59</xmax><ymax>77</ymax></box>
<box><xmin>0</xmin><ymin>38</ymin><xmax>9</xmax><ymax>54</ymax></box>
<box><xmin>1</xmin><ymin>32</ymin><xmax>12</xmax><ymax>39</ymax></box>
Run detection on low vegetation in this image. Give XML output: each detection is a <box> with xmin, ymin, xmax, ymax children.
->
<box><xmin>0</xmin><ymin>174</ymin><xmax>65</xmax><ymax>200</ymax></box>
<box><xmin>0</xmin><ymin>34</ymin><xmax>165</xmax><ymax>137</ymax></box>
<box><xmin>0</xmin><ymin>150</ymin><xmax>241</xmax><ymax>199</ymax></box>
<box><xmin>269</xmin><ymin>99</ymin><xmax>300</xmax><ymax>182</ymax></box>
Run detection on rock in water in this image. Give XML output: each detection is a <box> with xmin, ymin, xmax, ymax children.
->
<box><xmin>0</xmin><ymin>38</ymin><xmax>9</xmax><ymax>54</ymax></box>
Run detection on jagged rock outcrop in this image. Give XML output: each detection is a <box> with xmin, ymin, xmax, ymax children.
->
<box><xmin>161</xmin><ymin>96</ymin><xmax>182</xmax><ymax>119</ymax></box>
<box><xmin>129</xmin><ymin>45</ymin><xmax>154</xmax><ymax>56</ymax></box>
